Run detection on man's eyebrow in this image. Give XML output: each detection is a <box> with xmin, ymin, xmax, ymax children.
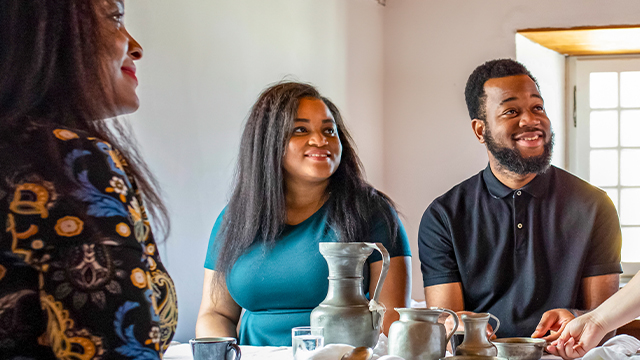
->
<box><xmin>499</xmin><ymin>94</ymin><xmax>543</xmax><ymax>105</ymax></box>
<box><xmin>499</xmin><ymin>97</ymin><xmax>518</xmax><ymax>105</ymax></box>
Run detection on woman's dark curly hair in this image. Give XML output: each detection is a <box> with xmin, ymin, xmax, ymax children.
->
<box><xmin>464</xmin><ymin>59</ymin><xmax>539</xmax><ymax>121</ymax></box>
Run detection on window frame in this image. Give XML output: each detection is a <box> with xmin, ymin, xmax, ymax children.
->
<box><xmin>566</xmin><ymin>55</ymin><xmax>640</xmax><ymax>281</ymax></box>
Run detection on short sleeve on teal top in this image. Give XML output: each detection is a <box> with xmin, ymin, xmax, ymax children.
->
<box><xmin>204</xmin><ymin>207</ymin><xmax>226</xmax><ymax>270</ymax></box>
<box><xmin>203</xmin><ymin>202</ymin><xmax>411</xmax><ymax>346</ymax></box>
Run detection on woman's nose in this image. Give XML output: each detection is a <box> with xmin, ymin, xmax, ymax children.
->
<box><xmin>308</xmin><ymin>131</ymin><xmax>328</xmax><ymax>146</ymax></box>
<box><xmin>125</xmin><ymin>28</ymin><xmax>143</xmax><ymax>60</ymax></box>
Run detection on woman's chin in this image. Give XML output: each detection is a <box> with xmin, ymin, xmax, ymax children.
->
<box><xmin>105</xmin><ymin>98</ymin><xmax>140</xmax><ymax>118</ymax></box>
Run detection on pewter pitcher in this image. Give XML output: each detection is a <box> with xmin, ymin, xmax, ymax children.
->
<box><xmin>310</xmin><ymin>242</ymin><xmax>390</xmax><ymax>348</ymax></box>
<box><xmin>388</xmin><ymin>307</ymin><xmax>459</xmax><ymax>360</ymax></box>
<box><xmin>455</xmin><ymin>312</ymin><xmax>500</xmax><ymax>357</ymax></box>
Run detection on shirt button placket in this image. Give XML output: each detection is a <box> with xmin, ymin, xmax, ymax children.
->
<box><xmin>514</xmin><ymin>190</ymin><xmax>526</xmax><ymax>250</ymax></box>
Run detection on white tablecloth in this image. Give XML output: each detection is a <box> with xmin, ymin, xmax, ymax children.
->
<box><xmin>164</xmin><ymin>343</ymin><xmax>568</xmax><ymax>360</ymax></box>
<box><xmin>164</xmin><ymin>343</ymin><xmax>293</xmax><ymax>360</ymax></box>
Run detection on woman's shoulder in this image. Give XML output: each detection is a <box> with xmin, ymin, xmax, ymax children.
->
<box><xmin>47</xmin><ymin>125</ymin><xmax>119</xmax><ymax>159</ymax></box>
<box><xmin>0</xmin><ymin>123</ymin><xmax>139</xmax><ymax>229</ymax></box>
<box><xmin>1</xmin><ymin>123</ymin><xmax>120</xmax><ymax>170</ymax></box>
<box><xmin>0</xmin><ymin>125</ymin><xmax>96</xmax><ymax>191</ymax></box>
<box><xmin>366</xmin><ymin>189</ymin><xmax>399</xmax><ymax>219</ymax></box>
<box><xmin>364</xmin><ymin>190</ymin><xmax>410</xmax><ymax>257</ymax></box>
<box><xmin>11</xmin><ymin>121</ymin><xmax>96</xmax><ymax>144</ymax></box>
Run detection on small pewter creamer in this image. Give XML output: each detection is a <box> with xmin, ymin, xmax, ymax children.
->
<box><xmin>388</xmin><ymin>307</ymin><xmax>459</xmax><ymax>360</ymax></box>
<box><xmin>310</xmin><ymin>242</ymin><xmax>390</xmax><ymax>348</ymax></box>
<box><xmin>455</xmin><ymin>313</ymin><xmax>500</xmax><ymax>357</ymax></box>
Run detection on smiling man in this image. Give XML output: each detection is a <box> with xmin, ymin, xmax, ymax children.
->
<box><xmin>418</xmin><ymin>59</ymin><xmax>622</xmax><ymax>339</ymax></box>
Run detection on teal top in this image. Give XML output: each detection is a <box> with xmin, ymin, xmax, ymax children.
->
<box><xmin>204</xmin><ymin>202</ymin><xmax>411</xmax><ymax>346</ymax></box>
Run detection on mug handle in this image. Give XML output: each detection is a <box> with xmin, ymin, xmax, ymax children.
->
<box><xmin>228</xmin><ymin>342</ymin><xmax>241</xmax><ymax>360</ymax></box>
<box><xmin>488</xmin><ymin>313</ymin><xmax>500</xmax><ymax>339</ymax></box>
<box><xmin>365</xmin><ymin>242</ymin><xmax>390</xmax><ymax>303</ymax></box>
<box><xmin>442</xmin><ymin>309</ymin><xmax>460</xmax><ymax>343</ymax></box>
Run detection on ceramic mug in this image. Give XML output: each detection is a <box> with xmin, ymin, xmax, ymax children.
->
<box><xmin>189</xmin><ymin>337</ymin><xmax>241</xmax><ymax>360</ymax></box>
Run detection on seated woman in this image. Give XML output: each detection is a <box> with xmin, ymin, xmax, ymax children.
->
<box><xmin>195</xmin><ymin>82</ymin><xmax>411</xmax><ymax>346</ymax></box>
<box><xmin>0</xmin><ymin>0</ymin><xmax>177</xmax><ymax>358</ymax></box>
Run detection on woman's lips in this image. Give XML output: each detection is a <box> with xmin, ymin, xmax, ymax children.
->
<box><xmin>121</xmin><ymin>67</ymin><xmax>138</xmax><ymax>83</ymax></box>
<box><xmin>305</xmin><ymin>151</ymin><xmax>331</xmax><ymax>161</ymax></box>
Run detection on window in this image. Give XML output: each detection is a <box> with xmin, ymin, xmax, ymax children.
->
<box><xmin>569</xmin><ymin>56</ymin><xmax>640</xmax><ymax>276</ymax></box>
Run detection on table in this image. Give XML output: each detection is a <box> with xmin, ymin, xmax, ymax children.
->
<box><xmin>164</xmin><ymin>343</ymin><xmax>565</xmax><ymax>360</ymax></box>
<box><xmin>164</xmin><ymin>343</ymin><xmax>293</xmax><ymax>360</ymax></box>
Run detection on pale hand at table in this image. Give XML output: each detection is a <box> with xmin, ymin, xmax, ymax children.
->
<box><xmin>531</xmin><ymin>308</ymin><xmax>575</xmax><ymax>342</ymax></box>
<box><xmin>545</xmin><ymin>312</ymin><xmax>608</xmax><ymax>359</ymax></box>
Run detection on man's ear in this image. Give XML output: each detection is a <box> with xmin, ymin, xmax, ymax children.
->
<box><xmin>471</xmin><ymin>119</ymin><xmax>486</xmax><ymax>143</ymax></box>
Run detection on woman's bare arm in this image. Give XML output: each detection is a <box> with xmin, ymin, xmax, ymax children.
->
<box><xmin>195</xmin><ymin>269</ymin><xmax>242</xmax><ymax>338</ymax></box>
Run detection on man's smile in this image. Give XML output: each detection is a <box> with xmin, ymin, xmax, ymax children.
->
<box><xmin>513</xmin><ymin>130</ymin><xmax>545</xmax><ymax>148</ymax></box>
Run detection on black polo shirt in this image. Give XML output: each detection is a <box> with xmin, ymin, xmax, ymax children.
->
<box><xmin>418</xmin><ymin>165</ymin><xmax>622</xmax><ymax>338</ymax></box>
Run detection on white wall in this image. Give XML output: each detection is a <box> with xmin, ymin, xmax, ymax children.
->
<box><xmin>382</xmin><ymin>0</ymin><xmax>640</xmax><ymax>301</ymax></box>
<box><xmin>124</xmin><ymin>0</ymin><xmax>384</xmax><ymax>342</ymax></box>
<box><xmin>516</xmin><ymin>34</ymin><xmax>566</xmax><ymax>169</ymax></box>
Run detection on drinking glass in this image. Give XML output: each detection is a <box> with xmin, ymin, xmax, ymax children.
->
<box><xmin>292</xmin><ymin>326</ymin><xmax>324</xmax><ymax>360</ymax></box>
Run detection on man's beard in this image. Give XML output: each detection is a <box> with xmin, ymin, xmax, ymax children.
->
<box><xmin>484</xmin><ymin>126</ymin><xmax>554</xmax><ymax>175</ymax></box>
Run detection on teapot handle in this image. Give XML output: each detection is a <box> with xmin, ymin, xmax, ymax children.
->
<box><xmin>488</xmin><ymin>313</ymin><xmax>501</xmax><ymax>339</ymax></box>
<box><xmin>442</xmin><ymin>309</ymin><xmax>460</xmax><ymax>343</ymax></box>
<box><xmin>365</xmin><ymin>242</ymin><xmax>390</xmax><ymax>303</ymax></box>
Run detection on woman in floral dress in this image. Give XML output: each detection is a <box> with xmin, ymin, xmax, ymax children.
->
<box><xmin>0</xmin><ymin>0</ymin><xmax>177</xmax><ymax>358</ymax></box>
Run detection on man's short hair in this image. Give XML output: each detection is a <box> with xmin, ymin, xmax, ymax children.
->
<box><xmin>464</xmin><ymin>59</ymin><xmax>539</xmax><ymax>121</ymax></box>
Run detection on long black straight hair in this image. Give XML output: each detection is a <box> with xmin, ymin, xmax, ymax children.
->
<box><xmin>0</xmin><ymin>0</ymin><xmax>169</xmax><ymax>237</ymax></box>
<box><xmin>214</xmin><ymin>81</ymin><xmax>399</xmax><ymax>276</ymax></box>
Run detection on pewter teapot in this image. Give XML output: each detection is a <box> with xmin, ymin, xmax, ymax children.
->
<box><xmin>310</xmin><ymin>242</ymin><xmax>390</xmax><ymax>348</ymax></box>
<box><xmin>388</xmin><ymin>307</ymin><xmax>459</xmax><ymax>360</ymax></box>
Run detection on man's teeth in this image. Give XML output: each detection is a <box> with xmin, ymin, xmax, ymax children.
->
<box><xmin>521</xmin><ymin>136</ymin><xmax>539</xmax><ymax>141</ymax></box>
<box><xmin>307</xmin><ymin>154</ymin><xmax>329</xmax><ymax>157</ymax></box>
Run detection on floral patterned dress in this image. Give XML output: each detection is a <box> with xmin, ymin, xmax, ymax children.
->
<box><xmin>0</xmin><ymin>127</ymin><xmax>177</xmax><ymax>359</ymax></box>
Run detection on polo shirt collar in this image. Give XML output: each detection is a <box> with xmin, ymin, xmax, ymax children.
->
<box><xmin>482</xmin><ymin>164</ymin><xmax>553</xmax><ymax>199</ymax></box>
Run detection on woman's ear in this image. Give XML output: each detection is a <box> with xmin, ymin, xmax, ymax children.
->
<box><xmin>471</xmin><ymin>119</ymin><xmax>486</xmax><ymax>144</ymax></box>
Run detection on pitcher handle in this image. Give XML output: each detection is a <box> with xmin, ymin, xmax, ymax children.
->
<box><xmin>442</xmin><ymin>309</ymin><xmax>460</xmax><ymax>343</ymax></box>
<box><xmin>365</xmin><ymin>242</ymin><xmax>390</xmax><ymax>303</ymax></box>
<box><xmin>488</xmin><ymin>313</ymin><xmax>500</xmax><ymax>339</ymax></box>
<box><xmin>228</xmin><ymin>342</ymin><xmax>241</xmax><ymax>360</ymax></box>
